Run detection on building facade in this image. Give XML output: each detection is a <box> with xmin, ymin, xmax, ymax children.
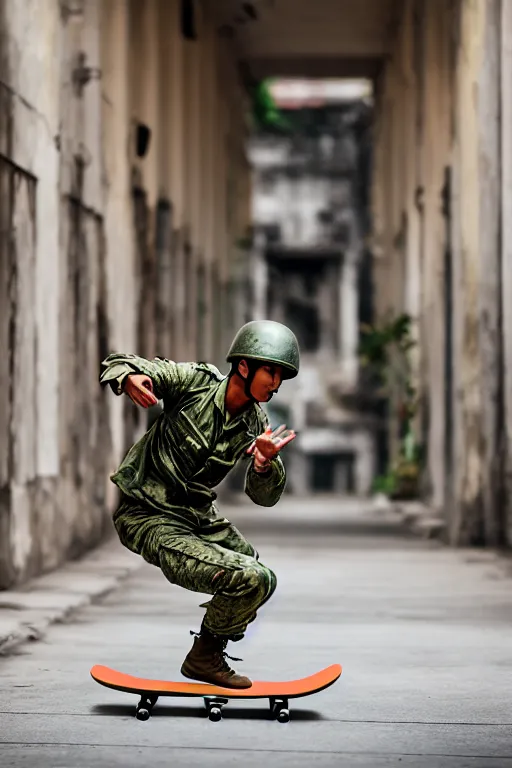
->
<box><xmin>247</xmin><ymin>86</ymin><xmax>378</xmax><ymax>495</ymax></box>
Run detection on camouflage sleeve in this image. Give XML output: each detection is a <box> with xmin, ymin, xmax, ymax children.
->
<box><xmin>243</xmin><ymin>408</ymin><xmax>287</xmax><ymax>507</ymax></box>
<box><xmin>99</xmin><ymin>353</ymin><xmax>195</xmax><ymax>402</ymax></box>
<box><xmin>244</xmin><ymin>454</ymin><xmax>286</xmax><ymax>507</ymax></box>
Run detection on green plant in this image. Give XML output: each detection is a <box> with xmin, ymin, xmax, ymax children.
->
<box><xmin>359</xmin><ymin>312</ymin><xmax>417</xmax><ymax>406</ymax></box>
<box><xmin>372</xmin><ymin>471</ymin><xmax>397</xmax><ymax>496</ymax></box>
<box><xmin>360</xmin><ymin>312</ymin><xmax>422</xmax><ymax>497</ymax></box>
<box><xmin>359</xmin><ymin>313</ymin><xmax>414</xmax><ymax>373</ymax></box>
<box><xmin>251</xmin><ymin>80</ymin><xmax>292</xmax><ymax>132</ymax></box>
<box><xmin>235</xmin><ymin>236</ymin><xmax>252</xmax><ymax>250</ymax></box>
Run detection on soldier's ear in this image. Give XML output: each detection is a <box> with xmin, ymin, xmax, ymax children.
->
<box><xmin>238</xmin><ymin>359</ymin><xmax>249</xmax><ymax>379</ymax></box>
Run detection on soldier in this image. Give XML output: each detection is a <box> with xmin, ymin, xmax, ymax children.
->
<box><xmin>99</xmin><ymin>320</ymin><xmax>299</xmax><ymax>689</ymax></box>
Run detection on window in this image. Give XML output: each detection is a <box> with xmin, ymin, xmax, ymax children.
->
<box><xmin>285</xmin><ymin>300</ymin><xmax>319</xmax><ymax>352</ymax></box>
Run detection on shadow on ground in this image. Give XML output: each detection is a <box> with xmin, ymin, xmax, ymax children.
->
<box><xmin>92</xmin><ymin>703</ymin><xmax>324</xmax><ymax>721</ymax></box>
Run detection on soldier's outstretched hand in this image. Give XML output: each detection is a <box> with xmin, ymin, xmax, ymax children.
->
<box><xmin>124</xmin><ymin>374</ymin><xmax>159</xmax><ymax>408</ymax></box>
<box><xmin>246</xmin><ymin>425</ymin><xmax>296</xmax><ymax>462</ymax></box>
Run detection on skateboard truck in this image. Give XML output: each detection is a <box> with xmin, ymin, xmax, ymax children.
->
<box><xmin>203</xmin><ymin>695</ymin><xmax>229</xmax><ymax>722</ymax></box>
<box><xmin>135</xmin><ymin>693</ymin><xmax>159</xmax><ymax>721</ymax></box>
<box><xmin>270</xmin><ymin>696</ymin><xmax>290</xmax><ymax>723</ymax></box>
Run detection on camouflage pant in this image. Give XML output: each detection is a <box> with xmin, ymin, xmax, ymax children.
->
<box><xmin>113</xmin><ymin>496</ymin><xmax>277</xmax><ymax>640</ymax></box>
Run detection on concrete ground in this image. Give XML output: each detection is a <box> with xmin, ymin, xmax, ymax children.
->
<box><xmin>1</xmin><ymin>495</ymin><xmax>512</xmax><ymax>768</ymax></box>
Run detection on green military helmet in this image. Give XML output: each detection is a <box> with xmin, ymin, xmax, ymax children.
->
<box><xmin>226</xmin><ymin>320</ymin><xmax>300</xmax><ymax>380</ymax></box>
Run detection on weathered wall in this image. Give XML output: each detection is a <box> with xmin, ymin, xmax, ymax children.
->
<box><xmin>371</xmin><ymin>0</ymin><xmax>454</xmax><ymax>493</ymax></box>
<box><xmin>501</xmin><ymin>0</ymin><xmax>512</xmax><ymax>546</ymax></box>
<box><xmin>371</xmin><ymin>0</ymin><xmax>509</xmax><ymax>546</ymax></box>
<box><xmin>0</xmin><ymin>0</ymin><xmax>251</xmax><ymax>587</ymax></box>
<box><xmin>451</xmin><ymin>0</ymin><xmax>503</xmax><ymax>545</ymax></box>
<box><xmin>0</xmin><ymin>0</ymin><xmax>63</xmax><ymax>583</ymax></box>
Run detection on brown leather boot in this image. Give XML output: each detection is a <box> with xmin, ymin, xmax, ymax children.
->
<box><xmin>180</xmin><ymin>628</ymin><xmax>252</xmax><ymax>689</ymax></box>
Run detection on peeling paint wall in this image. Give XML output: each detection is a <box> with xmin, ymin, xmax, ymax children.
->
<box><xmin>0</xmin><ymin>0</ymin><xmax>252</xmax><ymax>587</ymax></box>
<box><xmin>371</xmin><ymin>0</ymin><xmax>510</xmax><ymax>546</ymax></box>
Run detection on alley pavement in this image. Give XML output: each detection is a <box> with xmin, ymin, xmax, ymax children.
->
<box><xmin>0</xmin><ymin>495</ymin><xmax>511</xmax><ymax>767</ymax></box>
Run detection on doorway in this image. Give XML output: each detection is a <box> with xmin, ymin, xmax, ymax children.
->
<box><xmin>311</xmin><ymin>452</ymin><xmax>355</xmax><ymax>492</ymax></box>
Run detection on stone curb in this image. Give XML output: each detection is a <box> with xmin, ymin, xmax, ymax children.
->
<box><xmin>0</xmin><ymin>534</ymin><xmax>141</xmax><ymax>655</ymax></box>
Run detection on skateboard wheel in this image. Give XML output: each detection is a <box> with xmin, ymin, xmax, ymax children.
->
<box><xmin>277</xmin><ymin>708</ymin><xmax>290</xmax><ymax>723</ymax></box>
<box><xmin>208</xmin><ymin>706</ymin><xmax>222</xmax><ymax>722</ymax></box>
<box><xmin>136</xmin><ymin>707</ymin><xmax>150</xmax><ymax>721</ymax></box>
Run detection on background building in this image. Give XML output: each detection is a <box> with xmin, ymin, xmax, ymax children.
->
<box><xmin>247</xmin><ymin>79</ymin><xmax>379</xmax><ymax>495</ymax></box>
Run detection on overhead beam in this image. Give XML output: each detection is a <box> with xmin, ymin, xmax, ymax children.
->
<box><xmin>245</xmin><ymin>55</ymin><xmax>385</xmax><ymax>81</ymax></box>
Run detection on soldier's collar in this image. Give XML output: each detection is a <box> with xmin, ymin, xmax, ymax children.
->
<box><xmin>214</xmin><ymin>376</ymin><xmax>256</xmax><ymax>427</ymax></box>
<box><xmin>214</xmin><ymin>377</ymin><xmax>229</xmax><ymax>414</ymax></box>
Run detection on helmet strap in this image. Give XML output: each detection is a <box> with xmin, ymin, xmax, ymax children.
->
<box><xmin>231</xmin><ymin>360</ymin><xmax>261</xmax><ymax>403</ymax></box>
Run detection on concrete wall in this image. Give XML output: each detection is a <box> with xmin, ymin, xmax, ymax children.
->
<box><xmin>0</xmin><ymin>0</ymin><xmax>251</xmax><ymax>587</ymax></box>
<box><xmin>371</xmin><ymin>0</ymin><xmax>510</xmax><ymax>546</ymax></box>
<box><xmin>501</xmin><ymin>0</ymin><xmax>512</xmax><ymax>547</ymax></box>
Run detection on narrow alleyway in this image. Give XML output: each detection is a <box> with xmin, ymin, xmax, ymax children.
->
<box><xmin>1</xmin><ymin>497</ymin><xmax>511</xmax><ymax>767</ymax></box>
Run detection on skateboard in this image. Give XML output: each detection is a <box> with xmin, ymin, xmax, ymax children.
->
<box><xmin>90</xmin><ymin>663</ymin><xmax>342</xmax><ymax>723</ymax></box>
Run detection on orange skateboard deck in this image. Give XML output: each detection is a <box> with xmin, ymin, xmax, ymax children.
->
<box><xmin>90</xmin><ymin>663</ymin><xmax>342</xmax><ymax>722</ymax></box>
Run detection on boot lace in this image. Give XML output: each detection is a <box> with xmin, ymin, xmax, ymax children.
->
<box><xmin>189</xmin><ymin>629</ymin><xmax>243</xmax><ymax>668</ymax></box>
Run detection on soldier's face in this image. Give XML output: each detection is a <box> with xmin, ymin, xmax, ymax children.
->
<box><xmin>250</xmin><ymin>363</ymin><xmax>283</xmax><ymax>402</ymax></box>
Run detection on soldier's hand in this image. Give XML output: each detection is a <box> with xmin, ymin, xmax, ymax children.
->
<box><xmin>246</xmin><ymin>425</ymin><xmax>296</xmax><ymax>462</ymax></box>
<box><xmin>124</xmin><ymin>374</ymin><xmax>158</xmax><ymax>408</ymax></box>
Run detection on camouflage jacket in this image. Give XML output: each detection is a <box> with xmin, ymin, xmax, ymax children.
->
<box><xmin>99</xmin><ymin>353</ymin><xmax>286</xmax><ymax>514</ymax></box>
